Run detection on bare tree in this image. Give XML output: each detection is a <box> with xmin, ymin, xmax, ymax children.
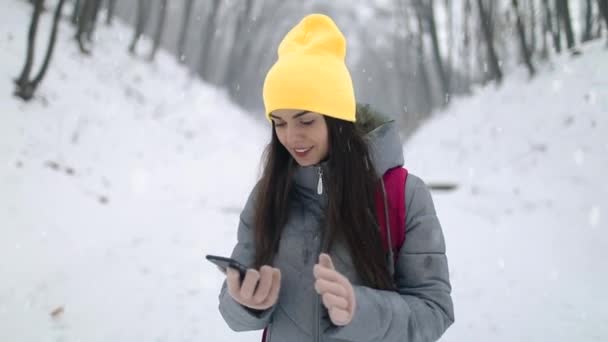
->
<box><xmin>177</xmin><ymin>0</ymin><xmax>195</xmax><ymax>64</ymax></box>
<box><xmin>106</xmin><ymin>0</ymin><xmax>117</xmax><ymax>25</ymax></box>
<box><xmin>223</xmin><ymin>0</ymin><xmax>254</xmax><ymax>90</ymax></box>
<box><xmin>512</xmin><ymin>0</ymin><xmax>536</xmax><ymax>76</ymax></box>
<box><xmin>197</xmin><ymin>0</ymin><xmax>221</xmax><ymax>81</ymax></box>
<box><xmin>129</xmin><ymin>0</ymin><xmax>151</xmax><ymax>54</ymax></box>
<box><xmin>413</xmin><ymin>1</ymin><xmax>434</xmax><ymax>113</ymax></box>
<box><xmin>444</xmin><ymin>0</ymin><xmax>454</xmax><ymax>95</ymax></box>
<box><xmin>598</xmin><ymin>0</ymin><xmax>608</xmax><ymax>39</ymax></box>
<box><xmin>71</xmin><ymin>0</ymin><xmax>81</xmax><ymax>25</ymax></box>
<box><xmin>462</xmin><ymin>0</ymin><xmax>472</xmax><ymax>90</ymax></box>
<box><xmin>529</xmin><ymin>0</ymin><xmax>537</xmax><ymax>53</ymax></box>
<box><xmin>413</xmin><ymin>0</ymin><xmax>449</xmax><ymax>106</ymax></box>
<box><xmin>86</xmin><ymin>0</ymin><xmax>102</xmax><ymax>42</ymax></box>
<box><xmin>540</xmin><ymin>0</ymin><xmax>550</xmax><ymax>58</ymax></box>
<box><xmin>75</xmin><ymin>0</ymin><xmax>101</xmax><ymax>55</ymax></box>
<box><xmin>556</xmin><ymin>0</ymin><xmax>575</xmax><ymax>50</ymax></box>
<box><xmin>15</xmin><ymin>0</ymin><xmax>44</xmax><ymax>92</ymax></box>
<box><xmin>581</xmin><ymin>0</ymin><xmax>593</xmax><ymax>42</ymax></box>
<box><xmin>547</xmin><ymin>0</ymin><xmax>562</xmax><ymax>52</ymax></box>
<box><xmin>477</xmin><ymin>0</ymin><xmax>503</xmax><ymax>83</ymax></box>
<box><xmin>149</xmin><ymin>0</ymin><xmax>168</xmax><ymax>61</ymax></box>
<box><xmin>15</xmin><ymin>0</ymin><xmax>67</xmax><ymax>101</ymax></box>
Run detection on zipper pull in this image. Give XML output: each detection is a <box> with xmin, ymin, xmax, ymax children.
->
<box><xmin>317</xmin><ymin>167</ymin><xmax>323</xmax><ymax>195</ymax></box>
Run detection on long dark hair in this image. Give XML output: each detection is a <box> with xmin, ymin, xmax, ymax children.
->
<box><xmin>253</xmin><ymin>115</ymin><xmax>395</xmax><ymax>290</ymax></box>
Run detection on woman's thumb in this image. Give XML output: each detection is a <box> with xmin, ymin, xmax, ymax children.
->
<box><xmin>319</xmin><ymin>253</ymin><xmax>335</xmax><ymax>270</ymax></box>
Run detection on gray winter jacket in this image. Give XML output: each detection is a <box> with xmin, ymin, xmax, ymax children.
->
<box><xmin>218</xmin><ymin>114</ymin><xmax>454</xmax><ymax>342</ymax></box>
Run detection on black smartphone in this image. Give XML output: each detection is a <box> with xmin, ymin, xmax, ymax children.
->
<box><xmin>205</xmin><ymin>254</ymin><xmax>248</xmax><ymax>280</ymax></box>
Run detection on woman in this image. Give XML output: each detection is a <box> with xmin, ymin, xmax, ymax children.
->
<box><xmin>217</xmin><ymin>13</ymin><xmax>454</xmax><ymax>342</ymax></box>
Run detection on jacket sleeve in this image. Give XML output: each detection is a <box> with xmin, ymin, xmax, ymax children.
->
<box><xmin>217</xmin><ymin>183</ymin><xmax>277</xmax><ymax>332</ymax></box>
<box><xmin>326</xmin><ymin>174</ymin><xmax>454</xmax><ymax>342</ymax></box>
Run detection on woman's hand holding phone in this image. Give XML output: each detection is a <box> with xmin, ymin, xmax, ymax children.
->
<box><xmin>226</xmin><ymin>265</ymin><xmax>281</xmax><ymax>311</ymax></box>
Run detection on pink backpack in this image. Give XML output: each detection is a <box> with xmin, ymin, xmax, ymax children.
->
<box><xmin>261</xmin><ymin>167</ymin><xmax>408</xmax><ymax>341</ymax></box>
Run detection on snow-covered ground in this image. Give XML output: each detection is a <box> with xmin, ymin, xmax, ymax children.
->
<box><xmin>1</xmin><ymin>1</ymin><xmax>607</xmax><ymax>341</ymax></box>
<box><xmin>406</xmin><ymin>43</ymin><xmax>608</xmax><ymax>341</ymax></box>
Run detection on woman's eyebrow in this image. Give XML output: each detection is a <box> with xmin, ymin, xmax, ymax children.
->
<box><xmin>292</xmin><ymin>111</ymin><xmax>311</xmax><ymax>119</ymax></box>
<box><xmin>269</xmin><ymin>111</ymin><xmax>310</xmax><ymax>120</ymax></box>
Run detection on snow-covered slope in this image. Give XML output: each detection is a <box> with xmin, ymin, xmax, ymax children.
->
<box><xmin>1</xmin><ymin>2</ymin><xmax>266</xmax><ymax>341</ymax></box>
<box><xmin>1</xmin><ymin>1</ymin><xmax>607</xmax><ymax>341</ymax></box>
<box><xmin>405</xmin><ymin>43</ymin><xmax>608</xmax><ymax>341</ymax></box>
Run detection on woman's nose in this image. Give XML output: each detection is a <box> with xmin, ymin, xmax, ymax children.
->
<box><xmin>286</xmin><ymin>126</ymin><xmax>303</xmax><ymax>146</ymax></box>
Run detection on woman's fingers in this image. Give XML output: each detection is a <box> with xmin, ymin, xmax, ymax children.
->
<box><xmin>313</xmin><ymin>264</ymin><xmax>346</xmax><ymax>283</ymax></box>
<box><xmin>259</xmin><ymin>268</ymin><xmax>282</xmax><ymax>307</ymax></box>
<box><xmin>322</xmin><ymin>292</ymin><xmax>348</xmax><ymax>310</ymax></box>
<box><xmin>253</xmin><ymin>266</ymin><xmax>274</xmax><ymax>304</ymax></box>
<box><xmin>318</xmin><ymin>253</ymin><xmax>335</xmax><ymax>270</ymax></box>
<box><xmin>225</xmin><ymin>265</ymin><xmax>281</xmax><ymax>310</ymax></box>
<box><xmin>314</xmin><ymin>278</ymin><xmax>347</xmax><ymax>297</ymax></box>
<box><xmin>329</xmin><ymin>307</ymin><xmax>351</xmax><ymax>326</ymax></box>
<box><xmin>226</xmin><ymin>268</ymin><xmax>242</xmax><ymax>297</ymax></box>
<box><xmin>239</xmin><ymin>269</ymin><xmax>260</xmax><ymax>300</ymax></box>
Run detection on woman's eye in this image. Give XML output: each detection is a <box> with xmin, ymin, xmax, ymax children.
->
<box><xmin>301</xmin><ymin>120</ymin><xmax>314</xmax><ymax>126</ymax></box>
<box><xmin>274</xmin><ymin>122</ymin><xmax>286</xmax><ymax>127</ymax></box>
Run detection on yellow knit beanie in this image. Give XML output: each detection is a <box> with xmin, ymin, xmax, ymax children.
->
<box><xmin>263</xmin><ymin>14</ymin><xmax>356</xmax><ymax>122</ymax></box>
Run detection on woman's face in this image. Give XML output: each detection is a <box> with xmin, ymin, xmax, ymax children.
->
<box><xmin>270</xmin><ymin>109</ymin><xmax>329</xmax><ymax>167</ymax></box>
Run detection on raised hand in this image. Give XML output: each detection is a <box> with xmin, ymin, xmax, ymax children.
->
<box><xmin>313</xmin><ymin>253</ymin><xmax>356</xmax><ymax>326</ymax></box>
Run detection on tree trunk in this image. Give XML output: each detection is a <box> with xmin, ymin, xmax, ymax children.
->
<box><xmin>444</xmin><ymin>0</ymin><xmax>453</xmax><ymax>98</ymax></box>
<box><xmin>32</xmin><ymin>0</ymin><xmax>67</xmax><ymax>86</ymax></box>
<box><xmin>582</xmin><ymin>0</ymin><xmax>593</xmax><ymax>42</ymax></box>
<box><xmin>197</xmin><ymin>0</ymin><xmax>221</xmax><ymax>81</ymax></box>
<box><xmin>106</xmin><ymin>0</ymin><xmax>116</xmax><ymax>25</ymax></box>
<box><xmin>512</xmin><ymin>0</ymin><xmax>536</xmax><ymax>77</ymax></box>
<box><xmin>224</xmin><ymin>0</ymin><xmax>254</xmax><ymax>89</ymax></box>
<box><xmin>597</xmin><ymin>13</ymin><xmax>604</xmax><ymax>39</ymax></box>
<box><xmin>414</xmin><ymin>4</ymin><xmax>433</xmax><ymax>114</ymax></box>
<box><xmin>556</xmin><ymin>0</ymin><xmax>575</xmax><ymax>49</ymax></box>
<box><xmin>177</xmin><ymin>0</ymin><xmax>194</xmax><ymax>64</ymax></box>
<box><xmin>414</xmin><ymin>0</ymin><xmax>448</xmax><ymax>106</ymax></box>
<box><xmin>462</xmin><ymin>0</ymin><xmax>472</xmax><ymax>90</ymax></box>
<box><xmin>547</xmin><ymin>0</ymin><xmax>562</xmax><ymax>52</ymax></box>
<box><xmin>129</xmin><ymin>0</ymin><xmax>150</xmax><ymax>54</ymax></box>
<box><xmin>71</xmin><ymin>0</ymin><xmax>81</xmax><ymax>25</ymax></box>
<box><xmin>428</xmin><ymin>0</ymin><xmax>449</xmax><ymax>105</ymax></box>
<box><xmin>476</xmin><ymin>0</ymin><xmax>503</xmax><ymax>84</ymax></box>
<box><xmin>529</xmin><ymin>0</ymin><xmax>537</xmax><ymax>53</ymax></box>
<box><xmin>15</xmin><ymin>0</ymin><xmax>66</xmax><ymax>101</ymax></box>
<box><xmin>15</xmin><ymin>0</ymin><xmax>44</xmax><ymax>90</ymax></box>
<box><xmin>149</xmin><ymin>0</ymin><xmax>168</xmax><ymax>61</ymax></box>
<box><xmin>540</xmin><ymin>0</ymin><xmax>550</xmax><ymax>58</ymax></box>
<box><xmin>76</xmin><ymin>0</ymin><xmax>96</xmax><ymax>54</ymax></box>
<box><xmin>598</xmin><ymin>0</ymin><xmax>608</xmax><ymax>36</ymax></box>
<box><xmin>86</xmin><ymin>0</ymin><xmax>102</xmax><ymax>42</ymax></box>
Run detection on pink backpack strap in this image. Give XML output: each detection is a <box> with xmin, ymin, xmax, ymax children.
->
<box><xmin>375</xmin><ymin>167</ymin><xmax>408</xmax><ymax>263</ymax></box>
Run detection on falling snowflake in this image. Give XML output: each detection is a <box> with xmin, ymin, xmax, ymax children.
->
<box><xmin>551</xmin><ymin>80</ymin><xmax>563</xmax><ymax>92</ymax></box>
<box><xmin>589</xmin><ymin>205</ymin><xmax>600</xmax><ymax>228</ymax></box>
<box><xmin>573</xmin><ymin>148</ymin><xmax>584</xmax><ymax>165</ymax></box>
<box><xmin>130</xmin><ymin>168</ymin><xmax>150</xmax><ymax>195</ymax></box>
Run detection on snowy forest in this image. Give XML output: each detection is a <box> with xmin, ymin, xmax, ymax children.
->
<box><xmin>13</xmin><ymin>0</ymin><xmax>608</xmax><ymax>134</ymax></box>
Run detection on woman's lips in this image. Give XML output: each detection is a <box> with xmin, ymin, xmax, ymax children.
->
<box><xmin>293</xmin><ymin>147</ymin><xmax>312</xmax><ymax>158</ymax></box>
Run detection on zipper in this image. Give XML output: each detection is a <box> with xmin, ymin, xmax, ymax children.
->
<box><xmin>314</xmin><ymin>294</ymin><xmax>320</xmax><ymax>342</ymax></box>
<box><xmin>317</xmin><ymin>166</ymin><xmax>324</xmax><ymax>195</ymax></box>
<box><xmin>313</xmin><ymin>233</ymin><xmax>321</xmax><ymax>342</ymax></box>
<box><xmin>315</xmin><ymin>165</ymin><xmax>325</xmax><ymax>342</ymax></box>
